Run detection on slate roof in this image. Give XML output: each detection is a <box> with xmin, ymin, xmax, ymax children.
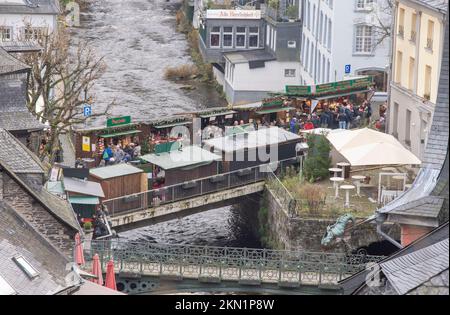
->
<box><xmin>411</xmin><ymin>0</ymin><xmax>448</xmax><ymax>13</ymax></box>
<box><xmin>389</xmin><ymin>196</ymin><xmax>445</xmax><ymax>218</ymax></box>
<box><xmin>63</xmin><ymin>177</ymin><xmax>105</xmax><ymax>198</ymax></box>
<box><xmin>380</xmin><ymin>239</ymin><xmax>449</xmax><ymax>295</ymax></box>
<box><xmin>0</xmin><ymin>111</ymin><xmax>45</xmax><ymax>131</ymax></box>
<box><xmin>0</xmin><ymin>0</ymin><xmax>60</xmax><ymax>15</ymax></box>
<box><xmin>0</xmin><ymin>128</ymin><xmax>44</xmax><ymax>173</ymax></box>
<box><xmin>0</xmin><ymin>48</ymin><xmax>30</xmax><ymax>75</ymax></box>
<box><xmin>0</xmin><ymin>41</ymin><xmax>42</xmax><ymax>53</ymax></box>
<box><xmin>340</xmin><ymin>222</ymin><xmax>449</xmax><ymax>295</ymax></box>
<box><xmin>0</xmin><ymin>201</ymin><xmax>69</xmax><ymax>295</ymax></box>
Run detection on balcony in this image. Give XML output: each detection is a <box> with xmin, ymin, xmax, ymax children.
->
<box><xmin>398</xmin><ymin>25</ymin><xmax>404</xmax><ymax>38</ymax></box>
<box><xmin>423</xmin><ymin>93</ymin><xmax>431</xmax><ymax>101</ymax></box>
<box><xmin>426</xmin><ymin>38</ymin><xmax>433</xmax><ymax>50</ymax></box>
<box><xmin>410</xmin><ymin>30</ymin><xmax>416</xmax><ymax>43</ymax></box>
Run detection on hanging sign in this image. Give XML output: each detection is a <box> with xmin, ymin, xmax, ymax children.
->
<box><xmin>106</xmin><ymin>116</ymin><xmax>131</xmax><ymax>127</ymax></box>
<box><xmin>82</xmin><ymin>136</ymin><xmax>90</xmax><ymax>152</ymax></box>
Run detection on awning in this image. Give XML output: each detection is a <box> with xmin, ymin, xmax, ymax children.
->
<box><xmin>314</xmin><ymin>89</ymin><xmax>370</xmax><ymax>100</ymax></box>
<box><xmin>200</xmin><ymin>110</ymin><xmax>237</xmax><ymax>119</ymax></box>
<box><xmin>100</xmin><ymin>130</ymin><xmax>141</xmax><ymax>138</ymax></box>
<box><xmin>154</xmin><ymin>121</ymin><xmax>192</xmax><ymax>129</ymax></box>
<box><xmin>68</xmin><ymin>196</ymin><xmax>100</xmax><ymax>205</ymax></box>
<box><xmin>255</xmin><ymin>107</ymin><xmax>295</xmax><ymax>115</ymax></box>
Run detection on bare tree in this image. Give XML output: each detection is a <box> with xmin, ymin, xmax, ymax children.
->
<box><xmin>19</xmin><ymin>26</ymin><xmax>111</xmax><ymax>164</ymax></box>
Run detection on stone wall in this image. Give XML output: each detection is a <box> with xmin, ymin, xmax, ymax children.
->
<box><xmin>263</xmin><ymin>187</ymin><xmax>399</xmax><ymax>253</ymax></box>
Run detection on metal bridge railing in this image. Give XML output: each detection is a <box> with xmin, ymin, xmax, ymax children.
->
<box><xmin>84</xmin><ymin>239</ymin><xmax>384</xmax><ymax>286</ymax></box>
<box><xmin>102</xmin><ymin>157</ymin><xmax>300</xmax><ymax>217</ymax></box>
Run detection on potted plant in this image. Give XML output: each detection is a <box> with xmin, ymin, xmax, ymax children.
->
<box><xmin>286</xmin><ymin>5</ymin><xmax>298</xmax><ymax>22</ymax></box>
<box><xmin>83</xmin><ymin>221</ymin><xmax>93</xmax><ymax>233</ymax></box>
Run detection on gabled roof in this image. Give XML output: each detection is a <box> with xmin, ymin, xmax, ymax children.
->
<box><xmin>0</xmin><ymin>201</ymin><xmax>69</xmax><ymax>295</ymax></box>
<box><xmin>0</xmin><ymin>111</ymin><xmax>45</xmax><ymax>132</ymax></box>
<box><xmin>0</xmin><ymin>48</ymin><xmax>30</xmax><ymax>75</ymax></box>
<box><xmin>0</xmin><ymin>128</ymin><xmax>44</xmax><ymax>173</ymax></box>
<box><xmin>340</xmin><ymin>222</ymin><xmax>449</xmax><ymax>295</ymax></box>
<box><xmin>0</xmin><ymin>0</ymin><xmax>60</xmax><ymax>15</ymax></box>
<box><xmin>380</xmin><ymin>239</ymin><xmax>449</xmax><ymax>295</ymax></box>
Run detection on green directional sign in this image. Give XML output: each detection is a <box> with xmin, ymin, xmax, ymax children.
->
<box><xmin>106</xmin><ymin>116</ymin><xmax>131</xmax><ymax>127</ymax></box>
<box><xmin>262</xmin><ymin>98</ymin><xmax>284</xmax><ymax>107</ymax></box>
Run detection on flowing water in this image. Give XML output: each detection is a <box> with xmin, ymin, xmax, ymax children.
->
<box><xmin>74</xmin><ymin>0</ymin><xmax>261</xmax><ymax>248</ymax></box>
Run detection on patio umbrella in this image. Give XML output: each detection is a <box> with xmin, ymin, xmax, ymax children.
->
<box><xmin>339</xmin><ymin>141</ymin><xmax>421</xmax><ymax>166</ymax></box>
<box><xmin>90</xmin><ymin>254</ymin><xmax>103</xmax><ymax>285</ymax></box>
<box><xmin>104</xmin><ymin>259</ymin><xmax>117</xmax><ymax>290</ymax></box>
<box><xmin>74</xmin><ymin>233</ymin><xmax>85</xmax><ymax>265</ymax></box>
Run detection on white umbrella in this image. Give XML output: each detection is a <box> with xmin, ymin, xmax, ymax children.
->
<box><xmin>327</xmin><ymin>128</ymin><xmax>399</xmax><ymax>151</ymax></box>
<box><xmin>340</xmin><ymin>141</ymin><xmax>421</xmax><ymax>166</ymax></box>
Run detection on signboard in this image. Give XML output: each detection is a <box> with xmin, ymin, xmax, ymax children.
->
<box><xmin>83</xmin><ymin>105</ymin><xmax>92</xmax><ymax>117</ymax></box>
<box><xmin>206</xmin><ymin>10</ymin><xmax>261</xmax><ymax>19</ymax></box>
<box><xmin>315</xmin><ymin>82</ymin><xmax>336</xmax><ymax>94</ymax></box>
<box><xmin>106</xmin><ymin>116</ymin><xmax>131</xmax><ymax>127</ymax></box>
<box><xmin>262</xmin><ymin>98</ymin><xmax>284</xmax><ymax>107</ymax></box>
<box><xmin>285</xmin><ymin>85</ymin><xmax>311</xmax><ymax>95</ymax></box>
<box><xmin>345</xmin><ymin>64</ymin><xmax>351</xmax><ymax>74</ymax></box>
<box><xmin>82</xmin><ymin>136</ymin><xmax>90</xmax><ymax>152</ymax></box>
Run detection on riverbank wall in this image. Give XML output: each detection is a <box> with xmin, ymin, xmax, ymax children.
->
<box><xmin>260</xmin><ymin>187</ymin><xmax>400</xmax><ymax>253</ymax></box>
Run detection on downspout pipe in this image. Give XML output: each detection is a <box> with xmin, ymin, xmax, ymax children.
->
<box><xmin>375</xmin><ymin>213</ymin><xmax>403</xmax><ymax>249</ymax></box>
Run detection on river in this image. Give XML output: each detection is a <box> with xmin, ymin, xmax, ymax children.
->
<box><xmin>74</xmin><ymin>0</ymin><xmax>262</xmax><ymax>248</ymax></box>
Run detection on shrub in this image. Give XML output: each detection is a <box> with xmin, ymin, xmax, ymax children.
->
<box><xmin>303</xmin><ymin>134</ymin><xmax>331</xmax><ymax>182</ymax></box>
<box><xmin>294</xmin><ymin>183</ymin><xmax>327</xmax><ymax>215</ymax></box>
<box><xmin>286</xmin><ymin>5</ymin><xmax>298</xmax><ymax>20</ymax></box>
<box><xmin>164</xmin><ymin>64</ymin><xmax>198</xmax><ymax>80</ymax></box>
<box><xmin>268</xmin><ymin>0</ymin><xmax>279</xmax><ymax>9</ymax></box>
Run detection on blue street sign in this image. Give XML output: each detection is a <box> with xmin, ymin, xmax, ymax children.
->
<box><xmin>345</xmin><ymin>64</ymin><xmax>351</xmax><ymax>74</ymax></box>
<box><xmin>83</xmin><ymin>105</ymin><xmax>92</xmax><ymax>117</ymax></box>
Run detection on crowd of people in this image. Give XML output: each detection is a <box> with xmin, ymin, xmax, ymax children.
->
<box><xmin>101</xmin><ymin>141</ymin><xmax>141</xmax><ymax>166</ymax></box>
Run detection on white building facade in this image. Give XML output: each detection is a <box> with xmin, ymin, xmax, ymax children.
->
<box><xmin>0</xmin><ymin>0</ymin><xmax>59</xmax><ymax>46</ymax></box>
<box><xmin>299</xmin><ymin>0</ymin><xmax>392</xmax><ymax>93</ymax></box>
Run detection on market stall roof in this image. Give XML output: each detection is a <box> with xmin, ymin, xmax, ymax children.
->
<box><xmin>100</xmin><ymin>130</ymin><xmax>142</xmax><ymax>138</ymax></box>
<box><xmin>90</xmin><ymin>164</ymin><xmax>143</xmax><ymax>180</ymax></box>
<box><xmin>140</xmin><ymin>145</ymin><xmax>222</xmax><ymax>170</ymax></box>
<box><xmin>204</xmin><ymin>126</ymin><xmax>301</xmax><ymax>154</ymax></box>
<box><xmin>63</xmin><ymin>177</ymin><xmax>105</xmax><ymax>198</ymax></box>
<box><xmin>199</xmin><ymin>110</ymin><xmax>237</xmax><ymax>118</ymax></box>
<box><xmin>45</xmin><ymin>181</ymin><xmax>64</xmax><ymax>195</ymax></box>
<box><xmin>68</xmin><ymin>196</ymin><xmax>100</xmax><ymax>205</ymax></box>
<box><xmin>255</xmin><ymin>107</ymin><xmax>295</xmax><ymax>115</ymax></box>
<box><xmin>313</xmin><ymin>89</ymin><xmax>370</xmax><ymax>100</ymax></box>
<box><xmin>154</xmin><ymin>121</ymin><xmax>192</xmax><ymax>129</ymax></box>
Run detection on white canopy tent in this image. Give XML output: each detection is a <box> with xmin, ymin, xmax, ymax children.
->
<box><xmin>326</xmin><ymin>128</ymin><xmax>421</xmax><ymax>166</ymax></box>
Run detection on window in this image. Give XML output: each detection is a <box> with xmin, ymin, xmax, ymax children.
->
<box><xmin>266</xmin><ymin>24</ymin><xmax>270</xmax><ymax>46</ymax></box>
<box><xmin>249</xmin><ymin>27</ymin><xmax>259</xmax><ymax>48</ymax></box>
<box><xmin>285</xmin><ymin>69</ymin><xmax>296</xmax><ymax>77</ymax></box>
<box><xmin>410</xmin><ymin>13</ymin><xmax>417</xmax><ymax>42</ymax></box>
<box><xmin>328</xmin><ymin>20</ymin><xmax>332</xmax><ymax>49</ymax></box>
<box><xmin>305</xmin><ymin>39</ymin><xmax>310</xmax><ymax>71</ymax></box>
<box><xmin>272</xmin><ymin>30</ymin><xmax>277</xmax><ymax>51</ymax></box>
<box><xmin>210</xmin><ymin>26</ymin><xmax>220</xmax><ymax>48</ymax></box>
<box><xmin>223</xmin><ymin>26</ymin><xmax>233</xmax><ymax>48</ymax></box>
<box><xmin>426</xmin><ymin>20</ymin><xmax>434</xmax><ymax>50</ymax></box>
<box><xmin>424</xmin><ymin>65</ymin><xmax>432</xmax><ymax>100</ymax></box>
<box><xmin>405</xmin><ymin>109</ymin><xmax>411</xmax><ymax>146</ymax></box>
<box><xmin>307</xmin><ymin>1</ymin><xmax>311</xmax><ymax>30</ymax></box>
<box><xmin>356</xmin><ymin>0</ymin><xmax>374</xmax><ymax>10</ymax></box>
<box><xmin>0</xmin><ymin>27</ymin><xmax>12</xmax><ymax>41</ymax></box>
<box><xmin>310</xmin><ymin>43</ymin><xmax>314</xmax><ymax>74</ymax></box>
<box><xmin>393</xmin><ymin>102</ymin><xmax>399</xmax><ymax>137</ymax></box>
<box><xmin>396</xmin><ymin>50</ymin><xmax>403</xmax><ymax>84</ymax></box>
<box><xmin>0</xmin><ymin>275</ymin><xmax>16</xmax><ymax>295</ymax></box>
<box><xmin>313</xmin><ymin>5</ymin><xmax>316</xmax><ymax>35</ymax></box>
<box><xmin>408</xmin><ymin>57</ymin><xmax>415</xmax><ymax>90</ymax></box>
<box><xmin>319</xmin><ymin>12</ymin><xmax>323</xmax><ymax>43</ymax></box>
<box><xmin>236</xmin><ymin>27</ymin><xmax>246</xmax><ymax>48</ymax></box>
<box><xmin>23</xmin><ymin>27</ymin><xmax>47</xmax><ymax>41</ymax></box>
<box><xmin>327</xmin><ymin>60</ymin><xmax>330</xmax><ymax>82</ymax></box>
<box><xmin>355</xmin><ymin>25</ymin><xmax>373</xmax><ymax>53</ymax></box>
<box><xmin>318</xmin><ymin>52</ymin><xmax>322</xmax><ymax>82</ymax></box>
<box><xmin>12</xmin><ymin>256</ymin><xmax>39</xmax><ymax>279</ymax></box>
<box><xmin>398</xmin><ymin>8</ymin><xmax>405</xmax><ymax>37</ymax></box>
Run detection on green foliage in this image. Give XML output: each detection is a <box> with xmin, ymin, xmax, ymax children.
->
<box><xmin>83</xmin><ymin>221</ymin><xmax>92</xmax><ymax>230</ymax></box>
<box><xmin>286</xmin><ymin>5</ymin><xmax>298</xmax><ymax>19</ymax></box>
<box><xmin>303</xmin><ymin>134</ymin><xmax>331</xmax><ymax>182</ymax></box>
<box><xmin>268</xmin><ymin>0</ymin><xmax>279</xmax><ymax>9</ymax></box>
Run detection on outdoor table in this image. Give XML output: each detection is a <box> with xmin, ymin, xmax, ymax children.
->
<box><xmin>337</xmin><ymin>162</ymin><xmax>351</xmax><ymax>178</ymax></box>
<box><xmin>340</xmin><ymin>184</ymin><xmax>356</xmax><ymax>208</ymax></box>
<box><xmin>351</xmin><ymin>175</ymin><xmax>366</xmax><ymax>197</ymax></box>
<box><xmin>329</xmin><ymin>168</ymin><xmax>343</xmax><ymax>178</ymax></box>
<box><xmin>330</xmin><ymin>177</ymin><xmax>345</xmax><ymax>198</ymax></box>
